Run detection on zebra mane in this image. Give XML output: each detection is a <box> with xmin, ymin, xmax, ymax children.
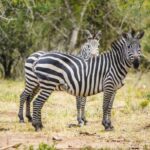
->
<box><xmin>111</xmin><ymin>35</ymin><xmax>126</xmax><ymax>51</ymax></box>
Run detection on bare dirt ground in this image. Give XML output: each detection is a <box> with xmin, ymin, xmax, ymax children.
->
<box><xmin>0</xmin><ymin>73</ymin><xmax>150</xmax><ymax>149</ymax></box>
<box><xmin>0</xmin><ymin>111</ymin><xmax>150</xmax><ymax>150</ymax></box>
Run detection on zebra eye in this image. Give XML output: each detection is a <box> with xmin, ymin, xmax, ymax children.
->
<box><xmin>128</xmin><ymin>45</ymin><xmax>131</xmax><ymax>49</ymax></box>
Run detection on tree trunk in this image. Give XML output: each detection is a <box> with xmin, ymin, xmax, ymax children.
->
<box><xmin>4</xmin><ymin>68</ymin><xmax>11</xmax><ymax>78</ymax></box>
<box><xmin>68</xmin><ymin>26</ymin><xmax>80</xmax><ymax>52</ymax></box>
<box><xmin>3</xmin><ymin>58</ymin><xmax>14</xmax><ymax>78</ymax></box>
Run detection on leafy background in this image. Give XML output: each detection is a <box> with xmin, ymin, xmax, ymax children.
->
<box><xmin>0</xmin><ymin>0</ymin><xmax>149</xmax><ymax>78</ymax></box>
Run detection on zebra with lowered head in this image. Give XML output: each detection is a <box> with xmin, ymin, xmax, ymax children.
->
<box><xmin>18</xmin><ymin>30</ymin><xmax>101</xmax><ymax>126</ymax></box>
<box><xmin>29</xmin><ymin>29</ymin><xmax>144</xmax><ymax>131</ymax></box>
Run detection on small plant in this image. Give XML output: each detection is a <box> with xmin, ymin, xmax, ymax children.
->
<box><xmin>81</xmin><ymin>146</ymin><xmax>94</xmax><ymax>150</ymax></box>
<box><xmin>81</xmin><ymin>146</ymin><xmax>112</xmax><ymax>150</ymax></box>
<box><xmin>37</xmin><ymin>143</ymin><xmax>56</xmax><ymax>150</ymax></box>
<box><xmin>146</xmin><ymin>94</ymin><xmax>150</xmax><ymax>101</ymax></box>
<box><xmin>143</xmin><ymin>144</ymin><xmax>150</xmax><ymax>150</ymax></box>
<box><xmin>28</xmin><ymin>145</ymin><xmax>34</xmax><ymax>150</ymax></box>
<box><xmin>140</xmin><ymin>100</ymin><xmax>149</xmax><ymax>109</ymax></box>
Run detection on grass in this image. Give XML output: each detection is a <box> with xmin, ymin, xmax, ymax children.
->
<box><xmin>0</xmin><ymin>72</ymin><xmax>150</xmax><ymax>149</ymax></box>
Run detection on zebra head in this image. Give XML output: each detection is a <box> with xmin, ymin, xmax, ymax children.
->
<box><xmin>122</xmin><ymin>29</ymin><xmax>144</xmax><ymax>69</ymax></box>
<box><xmin>84</xmin><ymin>30</ymin><xmax>102</xmax><ymax>57</ymax></box>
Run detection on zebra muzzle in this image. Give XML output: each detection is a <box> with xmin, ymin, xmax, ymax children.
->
<box><xmin>132</xmin><ymin>58</ymin><xmax>140</xmax><ymax>69</ymax></box>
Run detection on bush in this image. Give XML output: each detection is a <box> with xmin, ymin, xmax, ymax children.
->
<box><xmin>140</xmin><ymin>100</ymin><xmax>149</xmax><ymax>109</ymax></box>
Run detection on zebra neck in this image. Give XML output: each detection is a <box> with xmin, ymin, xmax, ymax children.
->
<box><xmin>79</xmin><ymin>43</ymin><xmax>90</xmax><ymax>60</ymax></box>
<box><xmin>109</xmin><ymin>46</ymin><xmax>131</xmax><ymax>80</ymax></box>
<box><xmin>111</xmin><ymin>49</ymin><xmax>128</xmax><ymax>75</ymax></box>
<box><xmin>111</xmin><ymin>38</ymin><xmax>132</xmax><ymax>69</ymax></box>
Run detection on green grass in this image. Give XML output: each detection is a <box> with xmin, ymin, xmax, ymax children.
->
<box><xmin>0</xmin><ymin>72</ymin><xmax>150</xmax><ymax>149</ymax></box>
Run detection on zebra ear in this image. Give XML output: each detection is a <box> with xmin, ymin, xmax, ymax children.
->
<box><xmin>85</xmin><ymin>30</ymin><xmax>93</xmax><ymax>39</ymax></box>
<box><xmin>122</xmin><ymin>32</ymin><xmax>132</xmax><ymax>41</ymax></box>
<box><xmin>122</xmin><ymin>32</ymin><xmax>128</xmax><ymax>39</ymax></box>
<box><xmin>135</xmin><ymin>30</ymin><xmax>144</xmax><ymax>39</ymax></box>
<box><xmin>95</xmin><ymin>30</ymin><xmax>102</xmax><ymax>40</ymax></box>
<box><xmin>130</xmin><ymin>28</ymin><xmax>136</xmax><ymax>37</ymax></box>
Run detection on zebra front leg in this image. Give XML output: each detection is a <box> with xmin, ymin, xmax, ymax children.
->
<box><xmin>26</xmin><ymin>87</ymin><xmax>39</xmax><ymax>122</ymax></box>
<box><xmin>81</xmin><ymin>97</ymin><xmax>87</xmax><ymax>125</ymax></box>
<box><xmin>32</xmin><ymin>90</ymin><xmax>51</xmax><ymax>131</ymax></box>
<box><xmin>102</xmin><ymin>90</ymin><xmax>115</xmax><ymax>131</ymax></box>
<box><xmin>76</xmin><ymin>96</ymin><xmax>82</xmax><ymax>126</ymax></box>
<box><xmin>106</xmin><ymin>92</ymin><xmax>116</xmax><ymax>130</ymax></box>
<box><xmin>18</xmin><ymin>90</ymin><xmax>30</xmax><ymax>123</ymax></box>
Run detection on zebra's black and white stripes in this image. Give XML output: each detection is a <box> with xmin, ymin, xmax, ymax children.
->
<box><xmin>29</xmin><ymin>29</ymin><xmax>144</xmax><ymax>131</ymax></box>
<box><xmin>18</xmin><ymin>30</ymin><xmax>101</xmax><ymax>125</ymax></box>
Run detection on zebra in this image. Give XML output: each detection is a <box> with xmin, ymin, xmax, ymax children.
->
<box><xmin>18</xmin><ymin>30</ymin><xmax>101</xmax><ymax>124</ymax></box>
<box><xmin>76</xmin><ymin>30</ymin><xmax>101</xmax><ymax>126</ymax></box>
<box><xmin>29</xmin><ymin>29</ymin><xmax>144</xmax><ymax>131</ymax></box>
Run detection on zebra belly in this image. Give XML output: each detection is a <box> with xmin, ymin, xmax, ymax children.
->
<box><xmin>63</xmin><ymin>81</ymin><xmax>103</xmax><ymax>97</ymax></box>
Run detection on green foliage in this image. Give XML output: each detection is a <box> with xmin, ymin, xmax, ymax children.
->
<box><xmin>28</xmin><ymin>145</ymin><xmax>34</xmax><ymax>150</ymax></box>
<box><xmin>81</xmin><ymin>146</ymin><xmax>95</xmax><ymax>150</ymax></box>
<box><xmin>0</xmin><ymin>0</ymin><xmax>149</xmax><ymax>78</ymax></box>
<box><xmin>81</xmin><ymin>147</ymin><xmax>113</xmax><ymax>150</ymax></box>
<box><xmin>37</xmin><ymin>143</ymin><xmax>56</xmax><ymax>150</ymax></box>
<box><xmin>143</xmin><ymin>144</ymin><xmax>150</xmax><ymax>150</ymax></box>
<box><xmin>26</xmin><ymin>143</ymin><xmax>56</xmax><ymax>150</ymax></box>
<box><xmin>140</xmin><ymin>100</ymin><xmax>149</xmax><ymax>109</ymax></box>
<box><xmin>147</xmin><ymin>94</ymin><xmax>150</xmax><ymax>101</ymax></box>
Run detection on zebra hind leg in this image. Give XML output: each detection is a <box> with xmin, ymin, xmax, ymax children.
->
<box><xmin>26</xmin><ymin>95</ymin><xmax>32</xmax><ymax>122</ymax></box>
<box><xmin>32</xmin><ymin>89</ymin><xmax>52</xmax><ymax>131</ymax></box>
<box><xmin>18</xmin><ymin>90</ymin><xmax>30</xmax><ymax>123</ymax></box>
<box><xmin>26</xmin><ymin>86</ymin><xmax>39</xmax><ymax>122</ymax></box>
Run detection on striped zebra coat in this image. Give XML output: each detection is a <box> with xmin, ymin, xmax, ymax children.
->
<box><xmin>18</xmin><ymin>30</ymin><xmax>101</xmax><ymax>126</ymax></box>
<box><xmin>30</xmin><ymin>29</ymin><xmax>144</xmax><ymax>131</ymax></box>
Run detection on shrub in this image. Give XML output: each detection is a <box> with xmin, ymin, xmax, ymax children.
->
<box><xmin>140</xmin><ymin>100</ymin><xmax>149</xmax><ymax>109</ymax></box>
<box><xmin>37</xmin><ymin>143</ymin><xmax>56</xmax><ymax>150</ymax></box>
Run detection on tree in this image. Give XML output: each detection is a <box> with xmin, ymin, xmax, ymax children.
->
<box><xmin>0</xmin><ymin>0</ymin><xmax>149</xmax><ymax>78</ymax></box>
<box><xmin>0</xmin><ymin>0</ymin><xmax>32</xmax><ymax>78</ymax></box>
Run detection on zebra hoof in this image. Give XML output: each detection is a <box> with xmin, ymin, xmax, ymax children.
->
<box><xmin>32</xmin><ymin>122</ymin><xmax>43</xmax><ymax>131</ymax></box>
<box><xmin>28</xmin><ymin>118</ymin><xmax>32</xmax><ymax>122</ymax></box>
<box><xmin>27</xmin><ymin>116</ymin><xmax>32</xmax><ymax>122</ymax></box>
<box><xmin>35</xmin><ymin>127</ymin><xmax>42</xmax><ymax>132</ymax></box>
<box><xmin>83</xmin><ymin>120</ymin><xmax>88</xmax><ymax>125</ymax></box>
<box><xmin>19</xmin><ymin>120</ymin><xmax>25</xmax><ymax>123</ymax></box>
<box><xmin>78</xmin><ymin>119</ymin><xmax>84</xmax><ymax>127</ymax></box>
<box><xmin>78</xmin><ymin>123</ymin><xmax>84</xmax><ymax>127</ymax></box>
<box><xmin>105</xmin><ymin>126</ymin><xmax>114</xmax><ymax>131</ymax></box>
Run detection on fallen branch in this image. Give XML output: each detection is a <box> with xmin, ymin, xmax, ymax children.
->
<box><xmin>79</xmin><ymin>131</ymin><xmax>96</xmax><ymax>136</ymax></box>
<box><xmin>0</xmin><ymin>143</ymin><xmax>22</xmax><ymax>150</ymax></box>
